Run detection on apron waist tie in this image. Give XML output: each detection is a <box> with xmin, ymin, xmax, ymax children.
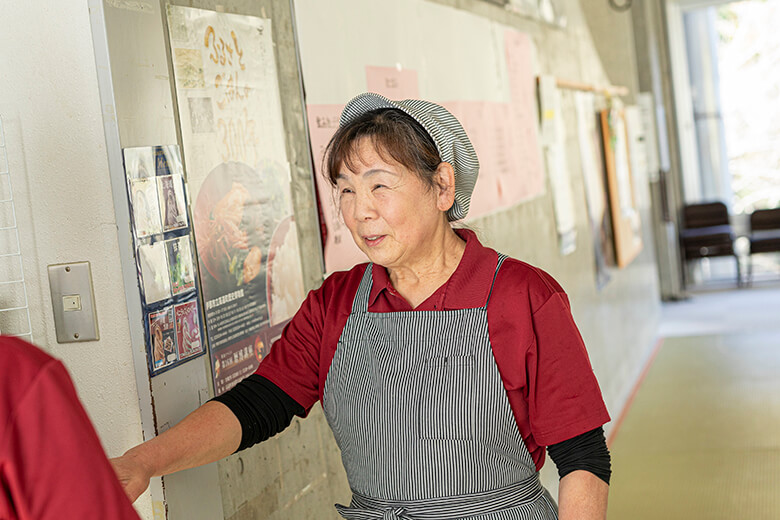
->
<box><xmin>335</xmin><ymin>474</ymin><xmax>545</xmax><ymax>520</ymax></box>
<box><xmin>334</xmin><ymin>505</ymin><xmax>411</xmax><ymax>520</ymax></box>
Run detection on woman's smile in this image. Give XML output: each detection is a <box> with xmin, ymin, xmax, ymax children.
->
<box><xmin>362</xmin><ymin>234</ymin><xmax>386</xmax><ymax>247</ymax></box>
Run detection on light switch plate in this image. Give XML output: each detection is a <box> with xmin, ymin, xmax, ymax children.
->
<box><xmin>48</xmin><ymin>262</ymin><xmax>99</xmax><ymax>343</ymax></box>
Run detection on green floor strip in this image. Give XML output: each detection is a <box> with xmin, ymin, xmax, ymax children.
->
<box><xmin>608</xmin><ymin>332</ymin><xmax>780</xmax><ymax>519</ymax></box>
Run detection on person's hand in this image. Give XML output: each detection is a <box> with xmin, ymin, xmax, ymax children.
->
<box><xmin>110</xmin><ymin>453</ymin><xmax>154</xmax><ymax>503</ymax></box>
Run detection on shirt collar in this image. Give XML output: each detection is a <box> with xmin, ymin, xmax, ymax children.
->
<box><xmin>368</xmin><ymin>228</ymin><xmax>498</xmax><ymax>309</ymax></box>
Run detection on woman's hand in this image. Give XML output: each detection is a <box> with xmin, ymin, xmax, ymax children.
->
<box><xmin>107</xmin><ymin>401</ymin><xmax>242</xmax><ymax>504</ymax></box>
<box><xmin>110</xmin><ymin>452</ymin><xmax>154</xmax><ymax>503</ymax></box>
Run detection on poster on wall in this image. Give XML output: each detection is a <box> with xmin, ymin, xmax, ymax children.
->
<box><xmin>166</xmin><ymin>236</ymin><xmax>196</xmax><ymax>295</ymax></box>
<box><xmin>122</xmin><ymin>144</ymin><xmax>207</xmax><ymax>376</ymax></box>
<box><xmin>600</xmin><ymin>102</ymin><xmax>643</xmax><ymax>269</ymax></box>
<box><xmin>138</xmin><ymin>241</ymin><xmax>172</xmax><ymax>304</ymax></box>
<box><xmin>575</xmin><ymin>92</ymin><xmax>614</xmax><ymax>289</ymax></box>
<box><xmin>167</xmin><ymin>6</ymin><xmax>306</xmax><ymax>395</ymax></box>
<box><xmin>538</xmin><ymin>76</ymin><xmax>577</xmax><ymax>255</ymax></box>
<box><xmin>124</xmin><ymin>147</ymin><xmax>155</xmax><ymax>179</ymax></box>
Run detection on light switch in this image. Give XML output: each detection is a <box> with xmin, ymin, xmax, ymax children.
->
<box><xmin>62</xmin><ymin>294</ymin><xmax>82</xmax><ymax>311</ymax></box>
<box><xmin>48</xmin><ymin>262</ymin><xmax>99</xmax><ymax>343</ymax></box>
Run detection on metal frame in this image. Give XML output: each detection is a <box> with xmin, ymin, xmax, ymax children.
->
<box><xmin>0</xmin><ymin>116</ymin><xmax>34</xmax><ymax>341</ymax></box>
<box><xmin>87</xmin><ymin>0</ymin><xmax>166</xmax><ymax>513</ymax></box>
<box><xmin>289</xmin><ymin>0</ymin><xmax>326</xmax><ymax>278</ymax></box>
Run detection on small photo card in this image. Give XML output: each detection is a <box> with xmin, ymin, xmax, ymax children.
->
<box><xmin>154</xmin><ymin>145</ymin><xmax>184</xmax><ymax>177</ymax></box>
<box><xmin>138</xmin><ymin>241</ymin><xmax>172</xmax><ymax>304</ymax></box>
<box><xmin>123</xmin><ymin>147</ymin><xmax>155</xmax><ymax>179</ymax></box>
<box><xmin>158</xmin><ymin>175</ymin><xmax>188</xmax><ymax>231</ymax></box>
<box><xmin>149</xmin><ymin>306</ymin><xmax>177</xmax><ymax>370</ymax></box>
<box><xmin>131</xmin><ymin>178</ymin><xmax>163</xmax><ymax>238</ymax></box>
<box><xmin>174</xmin><ymin>300</ymin><xmax>203</xmax><ymax>359</ymax></box>
<box><xmin>166</xmin><ymin>236</ymin><xmax>196</xmax><ymax>295</ymax></box>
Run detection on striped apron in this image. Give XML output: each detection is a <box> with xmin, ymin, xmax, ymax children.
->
<box><xmin>323</xmin><ymin>256</ymin><xmax>558</xmax><ymax>520</ymax></box>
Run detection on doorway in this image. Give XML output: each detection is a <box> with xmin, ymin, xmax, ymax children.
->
<box><xmin>667</xmin><ymin>0</ymin><xmax>780</xmax><ymax>289</ymax></box>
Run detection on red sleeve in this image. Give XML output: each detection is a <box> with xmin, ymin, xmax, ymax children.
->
<box><xmin>488</xmin><ymin>261</ymin><xmax>610</xmax><ymax>468</ymax></box>
<box><xmin>527</xmin><ymin>291</ymin><xmax>611</xmax><ymax>446</ymax></box>
<box><xmin>0</xmin><ymin>357</ymin><xmax>140</xmax><ymax>520</ymax></box>
<box><xmin>255</xmin><ymin>266</ymin><xmax>364</xmax><ymax>413</ymax></box>
<box><xmin>255</xmin><ymin>286</ymin><xmax>326</xmax><ymax>413</ymax></box>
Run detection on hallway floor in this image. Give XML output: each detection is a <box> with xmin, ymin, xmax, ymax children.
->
<box><xmin>607</xmin><ymin>283</ymin><xmax>780</xmax><ymax>519</ymax></box>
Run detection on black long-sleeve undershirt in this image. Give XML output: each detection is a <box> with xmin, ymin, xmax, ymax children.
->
<box><xmin>547</xmin><ymin>427</ymin><xmax>611</xmax><ymax>485</ymax></box>
<box><xmin>214</xmin><ymin>374</ymin><xmax>611</xmax><ymax>484</ymax></box>
<box><xmin>212</xmin><ymin>374</ymin><xmax>305</xmax><ymax>452</ymax></box>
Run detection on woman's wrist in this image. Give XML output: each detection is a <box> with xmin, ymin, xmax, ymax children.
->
<box><xmin>123</xmin><ymin>440</ymin><xmax>162</xmax><ymax>478</ymax></box>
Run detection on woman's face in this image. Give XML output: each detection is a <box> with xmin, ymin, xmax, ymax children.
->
<box><xmin>337</xmin><ymin>139</ymin><xmax>450</xmax><ymax>271</ymax></box>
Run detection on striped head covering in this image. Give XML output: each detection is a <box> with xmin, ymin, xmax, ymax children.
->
<box><xmin>340</xmin><ymin>93</ymin><xmax>479</xmax><ymax>222</ymax></box>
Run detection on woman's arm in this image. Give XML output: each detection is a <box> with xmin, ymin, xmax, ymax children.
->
<box><xmin>558</xmin><ymin>470</ymin><xmax>609</xmax><ymax>520</ymax></box>
<box><xmin>111</xmin><ymin>401</ymin><xmax>241</xmax><ymax>502</ymax></box>
<box><xmin>547</xmin><ymin>427</ymin><xmax>611</xmax><ymax>519</ymax></box>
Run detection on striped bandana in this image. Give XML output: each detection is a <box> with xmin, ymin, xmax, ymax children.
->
<box><xmin>340</xmin><ymin>92</ymin><xmax>479</xmax><ymax>222</ymax></box>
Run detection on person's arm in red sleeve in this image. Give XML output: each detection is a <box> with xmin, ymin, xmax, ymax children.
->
<box><xmin>0</xmin><ymin>341</ymin><xmax>140</xmax><ymax>520</ymax></box>
<box><xmin>527</xmin><ymin>291</ymin><xmax>610</xmax><ymax>446</ymax></box>
<box><xmin>526</xmin><ymin>290</ymin><xmax>611</xmax><ymax>520</ymax></box>
<box><xmin>254</xmin><ymin>280</ymin><xmax>333</xmax><ymax>411</ymax></box>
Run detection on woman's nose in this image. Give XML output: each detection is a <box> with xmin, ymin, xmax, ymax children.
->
<box><xmin>352</xmin><ymin>193</ymin><xmax>377</xmax><ymax>221</ymax></box>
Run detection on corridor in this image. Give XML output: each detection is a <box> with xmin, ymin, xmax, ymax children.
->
<box><xmin>608</xmin><ymin>283</ymin><xmax>780</xmax><ymax>519</ymax></box>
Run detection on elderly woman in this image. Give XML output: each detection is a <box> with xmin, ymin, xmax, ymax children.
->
<box><xmin>113</xmin><ymin>94</ymin><xmax>611</xmax><ymax>519</ymax></box>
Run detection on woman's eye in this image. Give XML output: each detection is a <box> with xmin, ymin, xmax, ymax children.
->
<box><xmin>372</xmin><ymin>184</ymin><xmax>386</xmax><ymax>191</ymax></box>
<box><xmin>340</xmin><ymin>187</ymin><xmax>353</xmax><ymax>195</ymax></box>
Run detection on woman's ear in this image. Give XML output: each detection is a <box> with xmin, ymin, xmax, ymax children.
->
<box><xmin>434</xmin><ymin>162</ymin><xmax>456</xmax><ymax>212</ymax></box>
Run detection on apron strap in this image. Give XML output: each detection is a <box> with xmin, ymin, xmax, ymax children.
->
<box><xmin>351</xmin><ymin>263</ymin><xmax>375</xmax><ymax>313</ymax></box>
<box><xmin>484</xmin><ymin>254</ymin><xmax>508</xmax><ymax>309</ymax></box>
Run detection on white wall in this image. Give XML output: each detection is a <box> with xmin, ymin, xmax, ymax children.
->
<box><xmin>0</xmin><ymin>1</ymin><xmax>153</xmax><ymax>517</ymax></box>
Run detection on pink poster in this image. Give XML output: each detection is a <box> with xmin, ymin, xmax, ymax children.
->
<box><xmin>442</xmin><ymin>101</ymin><xmax>504</xmax><ymax>219</ymax></box>
<box><xmin>502</xmin><ymin>29</ymin><xmax>545</xmax><ymax>205</ymax></box>
<box><xmin>445</xmin><ymin>31</ymin><xmax>544</xmax><ymax>216</ymax></box>
<box><xmin>307</xmin><ymin>104</ymin><xmax>369</xmax><ymax>274</ymax></box>
<box><xmin>365</xmin><ymin>66</ymin><xmax>420</xmax><ymax>99</ymax></box>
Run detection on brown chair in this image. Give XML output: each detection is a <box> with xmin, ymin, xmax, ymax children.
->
<box><xmin>679</xmin><ymin>201</ymin><xmax>741</xmax><ymax>286</ymax></box>
<box><xmin>747</xmin><ymin>207</ymin><xmax>780</xmax><ymax>283</ymax></box>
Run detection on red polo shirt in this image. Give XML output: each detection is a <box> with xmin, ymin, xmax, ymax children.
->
<box><xmin>257</xmin><ymin>229</ymin><xmax>610</xmax><ymax>470</ymax></box>
<box><xmin>0</xmin><ymin>336</ymin><xmax>140</xmax><ymax>520</ymax></box>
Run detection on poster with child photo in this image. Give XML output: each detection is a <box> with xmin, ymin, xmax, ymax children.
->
<box><xmin>175</xmin><ymin>301</ymin><xmax>203</xmax><ymax>360</ymax></box>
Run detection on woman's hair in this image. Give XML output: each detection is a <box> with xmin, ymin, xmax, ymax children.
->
<box><xmin>324</xmin><ymin>108</ymin><xmax>442</xmax><ymax>189</ymax></box>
